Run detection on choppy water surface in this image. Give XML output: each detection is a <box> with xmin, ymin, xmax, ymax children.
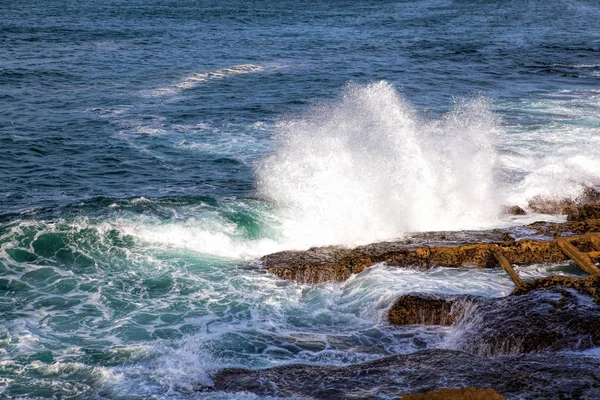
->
<box><xmin>1</xmin><ymin>0</ymin><xmax>600</xmax><ymax>398</ymax></box>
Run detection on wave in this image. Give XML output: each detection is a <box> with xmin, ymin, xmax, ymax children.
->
<box><xmin>147</xmin><ymin>64</ymin><xmax>264</xmax><ymax>97</ymax></box>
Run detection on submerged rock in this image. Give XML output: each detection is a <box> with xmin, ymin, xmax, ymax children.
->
<box><xmin>212</xmin><ymin>349</ymin><xmax>600</xmax><ymax>399</ymax></box>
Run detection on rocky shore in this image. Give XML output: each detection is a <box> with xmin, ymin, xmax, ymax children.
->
<box><xmin>209</xmin><ymin>200</ymin><xmax>600</xmax><ymax>399</ymax></box>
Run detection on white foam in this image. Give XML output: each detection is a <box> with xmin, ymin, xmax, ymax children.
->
<box><xmin>257</xmin><ymin>81</ymin><xmax>501</xmax><ymax>248</ymax></box>
<box><xmin>147</xmin><ymin>64</ymin><xmax>264</xmax><ymax>97</ymax></box>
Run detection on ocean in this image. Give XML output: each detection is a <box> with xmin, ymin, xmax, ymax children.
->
<box><xmin>1</xmin><ymin>0</ymin><xmax>599</xmax><ymax>398</ymax></box>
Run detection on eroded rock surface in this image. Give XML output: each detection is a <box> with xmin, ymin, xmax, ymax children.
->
<box><xmin>388</xmin><ymin>294</ymin><xmax>470</xmax><ymax>326</ymax></box>
<box><xmin>389</xmin><ymin>276</ymin><xmax>600</xmax><ymax>356</ymax></box>
<box><xmin>401</xmin><ymin>387</ymin><xmax>505</xmax><ymax>400</ymax></box>
<box><xmin>212</xmin><ymin>349</ymin><xmax>600</xmax><ymax>400</ymax></box>
<box><xmin>261</xmin><ymin>214</ymin><xmax>600</xmax><ymax>284</ymax></box>
<box><xmin>261</xmin><ymin>235</ymin><xmax>582</xmax><ymax>284</ymax></box>
<box><xmin>451</xmin><ymin>287</ymin><xmax>600</xmax><ymax>355</ymax></box>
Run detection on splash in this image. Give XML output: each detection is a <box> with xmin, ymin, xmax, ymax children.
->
<box><xmin>257</xmin><ymin>81</ymin><xmax>501</xmax><ymax>247</ymax></box>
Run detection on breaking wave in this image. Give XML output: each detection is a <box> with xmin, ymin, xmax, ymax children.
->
<box><xmin>257</xmin><ymin>81</ymin><xmax>501</xmax><ymax>247</ymax></box>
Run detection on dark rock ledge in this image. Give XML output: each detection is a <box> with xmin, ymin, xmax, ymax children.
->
<box><xmin>213</xmin><ymin>349</ymin><xmax>600</xmax><ymax>399</ymax></box>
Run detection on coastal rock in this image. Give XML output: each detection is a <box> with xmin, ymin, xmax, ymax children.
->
<box><xmin>212</xmin><ymin>349</ymin><xmax>600</xmax><ymax>399</ymax></box>
<box><xmin>401</xmin><ymin>387</ymin><xmax>505</xmax><ymax>400</ymax></box>
<box><xmin>501</xmin><ymin>205</ymin><xmax>526</xmax><ymax>216</ymax></box>
<box><xmin>527</xmin><ymin>195</ymin><xmax>575</xmax><ymax>215</ymax></box>
<box><xmin>262</xmin><ymin>238</ymin><xmax>572</xmax><ymax>284</ymax></box>
<box><xmin>388</xmin><ymin>294</ymin><xmax>471</xmax><ymax>326</ymax></box>
<box><xmin>527</xmin><ymin>186</ymin><xmax>600</xmax><ymax>215</ymax></box>
<box><xmin>511</xmin><ymin>273</ymin><xmax>600</xmax><ymax>302</ymax></box>
<box><xmin>261</xmin><ymin>208</ymin><xmax>600</xmax><ymax>284</ymax></box>
<box><xmin>567</xmin><ymin>204</ymin><xmax>600</xmax><ymax>222</ymax></box>
<box><xmin>389</xmin><ymin>277</ymin><xmax>600</xmax><ymax>356</ymax></box>
<box><xmin>452</xmin><ymin>287</ymin><xmax>600</xmax><ymax>355</ymax></box>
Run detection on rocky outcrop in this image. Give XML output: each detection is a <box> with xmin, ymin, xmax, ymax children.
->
<box><xmin>388</xmin><ymin>276</ymin><xmax>600</xmax><ymax>355</ymax></box>
<box><xmin>528</xmin><ymin>186</ymin><xmax>600</xmax><ymax>215</ymax></box>
<box><xmin>452</xmin><ymin>287</ymin><xmax>600</xmax><ymax>355</ymax></box>
<box><xmin>388</xmin><ymin>294</ymin><xmax>470</xmax><ymax>326</ymax></box>
<box><xmin>567</xmin><ymin>204</ymin><xmax>600</xmax><ymax>221</ymax></box>
<box><xmin>212</xmin><ymin>349</ymin><xmax>600</xmax><ymax>399</ymax></box>
<box><xmin>262</xmin><ymin>232</ymin><xmax>600</xmax><ymax>284</ymax></box>
<box><xmin>511</xmin><ymin>273</ymin><xmax>600</xmax><ymax>302</ymax></box>
<box><xmin>401</xmin><ymin>387</ymin><xmax>505</xmax><ymax>400</ymax></box>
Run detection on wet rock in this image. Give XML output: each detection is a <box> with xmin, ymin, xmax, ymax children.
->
<box><xmin>212</xmin><ymin>349</ymin><xmax>600</xmax><ymax>399</ymax></box>
<box><xmin>401</xmin><ymin>387</ymin><xmax>505</xmax><ymax>400</ymax></box>
<box><xmin>502</xmin><ymin>205</ymin><xmax>526</xmax><ymax>216</ymax></box>
<box><xmin>527</xmin><ymin>186</ymin><xmax>600</xmax><ymax>215</ymax></box>
<box><xmin>388</xmin><ymin>294</ymin><xmax>470</xmax><ymax>326</ymax></box>
<box><xmin>511</xmin><ymin>274</ymin><xmax>600</xmax><ymax>302</ymax></box>
<box><xmin>527</xmin><ymin>195</ymin><xmax>576</xmax><ymax>215</ymax></box>
<box><xmin>450</xmin><ymin>287</ymin><xmax>600</xmax><ymax>355</ymax></box>
<box><xmin>388</xmin><ymin>276</ymin><xmax>600</xmax><ymax>355</ymax></box>
<box><xmin>262</xmin><ymin>239</ymin><xmax>571</xmax><ymax>284</ymax></box>
<box><xmin>567</xmin><ymin>204</ymin><xmax>600</xmax><ymax>221</ymax></box>
<box><xmin>261</xmin><ymin>204</ymin><xmax>600</xmax><ymax>284</ymax></box>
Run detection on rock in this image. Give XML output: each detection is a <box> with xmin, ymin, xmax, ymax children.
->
<box><xmin>262</xmin><ymin>238</ymin><xmax>573</xmax><ymax>284</ymax></box>
<box><xmin>502</xmin><ymin>205</ymin><xmax>526</xmax><ymax>216</ymax></box>
<box><xmin>527</xmin><ymin>186</ymin><xmax>600</xmax><ymax>216</ymax></box>
<box><xmin>567</xmin><ymin>204</ymin><xmax>600</xmax><ymax>221</ymax></box>
<box><xmin>451</xmin><ymin>287</ymin><xmax>600</xmax><ymax>355</ymax></box>
<box><xmin>401</xmin><ymin>387</ymin><xmax>505</xmax><ymax>400</ymax></box>
<box><xmin>388</xmin><ymin>294</ymin><xmax>471</xmax><ymax>326</ymax></box>
<box><xmin>511</xmin><ymin>274</ymin><xmax>600</xmax><ymax>302</ymax></box>
<box><xmin>261</xmin><ymin>211</ymin><xmax>600</xmax><ymax>284</ymax></box>
<box><xmin>388</xmin><ymin>276</ymin><xmax>600</xmax><ymax>355</ymax></box>
<box><xmin>212</xmin><ymin>349</ymin><xmax>600</xmax><ymax>399</ymax></box>
<box><xmin>527</xmin><ymin>195</ymin><xmax>575</xmax><ymax>215</ymax></box>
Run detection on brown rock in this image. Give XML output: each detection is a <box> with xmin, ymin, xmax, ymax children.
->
<box><xmin>388</xmin><ymin>294</ymin><xmax>470</xmax><ymax>326</ymax></box>
<box><xmin>567</xmin><ymin>204</ymin><xmax>600</xmax><ymax>221</ymax></box>
<box><xmin>401</xmin><ymin>387</ymin><xmax>505</xmax><ymax>400</ymax></box>
<box><xmin>527</xmin><ymin>186</ymin><xmax>600</xmax><ymax>215</ymax></box>
<box><xmin>511</xmin><ymin>274</ymin><xmax>600</xmax><ymax>302</ymax></box>
<box><xmin>502</xmin><ymin>205</ymin><xmax>526</xmax><ymax>215</ymax></box>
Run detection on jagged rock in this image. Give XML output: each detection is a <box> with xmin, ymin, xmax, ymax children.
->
<box><xmin>527</xmin><ymin>186</ymin><xmax>600</xmax><ymax>215</ymax></box>
<box><xmin>261</xmin><ymin>209</ymin><xmax>600</xmax><ymax>284</ymax></box>
<box><xmin>212</xmin><ymin>349</ymin><xmax>600</xmax><ymax>399</ymax></box>
<box><xmin>567</xmin><ymin>204</ymin><xmax>600</xmax><ymax>221</ymax></box>
<box><xmin>388</xmin><ymin>294</ymin><xmax>469</xmax><ymax>326</ymax></box>
<box><xmin>262</xmin><ymin>238</ymin><xmax>573</xmax><ymax>284</ymax></box>
<box><xmin>389</xmin><ymin>277</ymin><xmax>600</xmax><ymax>356</ymax></box>
<box><xmin>502</xmin><ymin>205</ymin><xmax>526</xmax><ymax>216</ymax></box>
<box><xmin>511</xmin><ymin>274</ymin><xmax>600</xmax><ymax>302</ymax></box>
<box><xmin>527</xmin><ymin>195</ymin><xmax>576</xmax><ymax>215</ymax></box>
<box><xmin>452</xmin><ymin>287</ymin><xmax>600</xmax><ymax>355</ymax></box>
<box><xmin>401</xmin><ymin>387</ymin><xmax>505</xmax><ymax>400</ymax></box>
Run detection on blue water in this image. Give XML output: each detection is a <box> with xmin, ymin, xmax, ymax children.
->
<box><xmin>1</xmin><ymin>0</ymin><xmax>600</xmax><ymax>398</ymax></box>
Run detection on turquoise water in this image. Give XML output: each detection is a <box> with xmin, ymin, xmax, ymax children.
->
<box><xmin>1</xmin><ymin>0</ymin><xmax>600</xmax><ymax>398</ymax></box>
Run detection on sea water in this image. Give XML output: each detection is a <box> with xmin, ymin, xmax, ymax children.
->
<box><xmin>1</xmin><ymin>0</ymin><xmax>599</xmax><ymax>398</ymax></box>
